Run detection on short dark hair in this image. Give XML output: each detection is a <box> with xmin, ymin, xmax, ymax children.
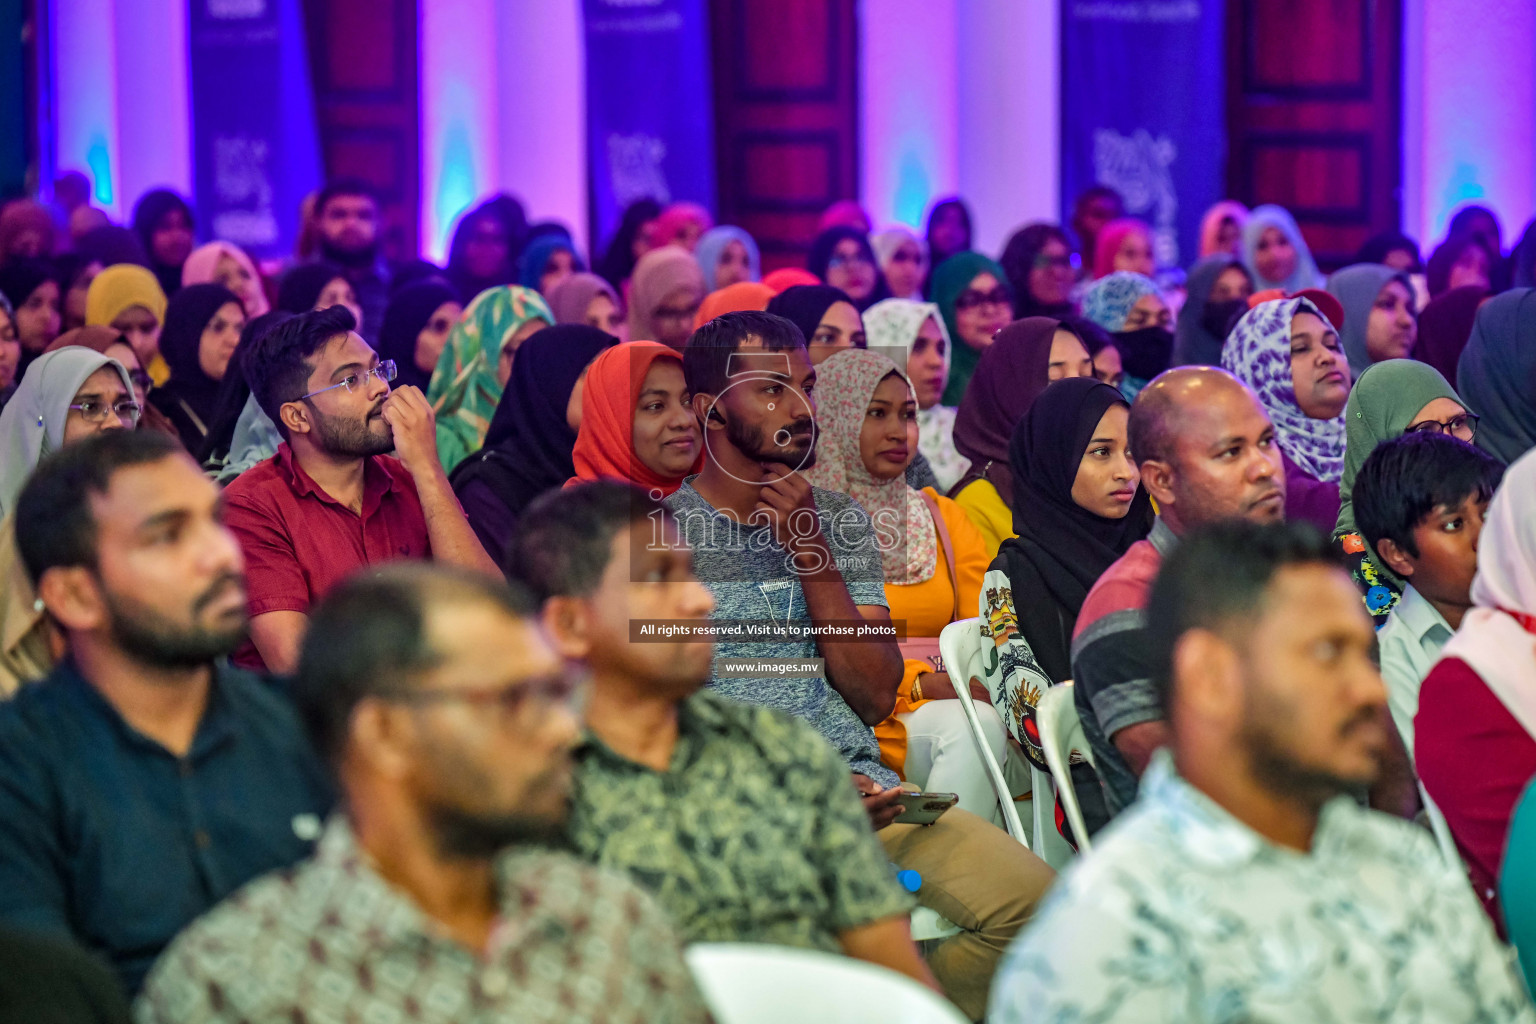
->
<box><xmin>245</xmin><ymin>305</ymin><xmax>359</xmax><ymax>432</ymax></box>
<box><xmin>1127</xmin><ymin>377</ymin><xmax>1177</xmax><ymax>466</ymax></box>
<box><xmin>292</xmin><ymin>563</ymin><xmax>536</xmax><ymax>765</ymax></box>
<box><xmin>1146</xmin><ymin>520</ymin><xmax>1335</xmax><ymax>711</ymax></box>
<box><xmin>507</xmin><ymin>481</ymin><xmax>666</xmax><ymax>604</ymax></box>
<box><xmin>681</xmin><ymin>310</ymin><xmax>806</xmax><ymax>398</ymax></box>
<box><xmin>1354</xmin><ymin>432</ymin><xmax>1504</xmax><ymax>561</ymax></box>
<box><xmin>314</xmin><ymin>177</ymin><xmax>378</xmax><ymax>216</ymax></box>
<box><xmin>15</xmin><ymin>430</ymin><xmax>186</xmax><ymax>586</ymax></box>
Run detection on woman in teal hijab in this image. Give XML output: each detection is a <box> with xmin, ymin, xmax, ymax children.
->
<box><xmin>1334</xmin><ymin>358</ymin><xmax>1472</xmax><ymax>622</ymax></box>
<box><xmin>933</xmin><ymin>252</ymin><xmax>1013</xmax><ymax>406</ymax></box>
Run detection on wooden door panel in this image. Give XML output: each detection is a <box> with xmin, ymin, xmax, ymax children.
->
<box><xmin>711</xmin><ymin>0</ymin><xmax>858</xmax><ymax>271</ymax></box>
<box><xmin>1227</xmin><ymin>0</ymin><xmax>1400</xmax><ymax>270</ymax></box>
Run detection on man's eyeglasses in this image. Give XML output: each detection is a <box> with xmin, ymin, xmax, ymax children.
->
<box><xmin>377</xmin><ymin>667</ymin><xmax>588</xmax><ymax>726</ymax></box>
<box><xmin>68</xmin><ymin>399</ymin><xmax>142</xmax><ymax>426</ymax></box>
<box><xmin>1407</xmin><ymin>413</ymin><xmax>1479</xmax><ymax>442</ymax></box>
<box><xmin>954</xmin><ymin>287</ymin><xmax>1011</xmax><ymax>311</ymax></box>
<box><xmin>299</xmin><ymin>360</ymin><xmax>397</xmax><ymax>402</ymax></box>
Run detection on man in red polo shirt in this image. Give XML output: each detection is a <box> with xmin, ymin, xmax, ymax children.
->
<box><xmin>224</xmin><ymin>306</ymin><xmax>498</xmax><ymax>672</ymax></box>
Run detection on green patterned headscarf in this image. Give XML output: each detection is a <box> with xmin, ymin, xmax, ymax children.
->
<box><xmin>1335</xmin><ymin>359</ymin><xmax>1463</xmax><ymax>583</ymax></box>
<box><xmin>427</xmin><ymin>285</ymin><xmax>553</xmax><ymax>472</ymax></box>
<box><xmin>933</xmin><ymin>252</ymin><xmax>1011</xmax><ymax>407</ymax></box>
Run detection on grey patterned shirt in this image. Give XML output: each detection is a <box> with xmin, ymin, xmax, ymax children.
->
<box><xmin>134</xmin><ymin>819</ymin><xmax>712</xmax><ymax>1024</ymax></box>
<box><xmin>990</xmin><ymin>752</ymin><xmax>1536</xmax><ymax>1023</ymax></box>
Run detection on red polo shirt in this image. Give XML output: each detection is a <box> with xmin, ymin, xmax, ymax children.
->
<box><xmin>223</xmin><ymin>444</ymin><xmax>432</xmax><ymax>671</ymax></box>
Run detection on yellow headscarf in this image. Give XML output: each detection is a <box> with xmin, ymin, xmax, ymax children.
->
<box><xmin>84</xmin><ymin>265</ymin><xmax>170</xmax><ymax>385</ymax></box>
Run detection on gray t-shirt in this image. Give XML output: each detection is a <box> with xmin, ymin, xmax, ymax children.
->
<box><xmin>664</xmin><ymin>479</ymin><xmax>895</xmax><ymax>787</ymax></box>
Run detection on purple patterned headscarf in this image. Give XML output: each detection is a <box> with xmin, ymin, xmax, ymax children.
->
<box><xmin>1222</xmin><ymin>296</ymin><xmax>1348</xmax><ymax>483</ymax></box>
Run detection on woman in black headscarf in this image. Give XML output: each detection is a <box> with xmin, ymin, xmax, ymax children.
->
<box><xmin>806</xmin><ymin>227</ymin><xmax>890</xmax><ymax>312</ymax></box>
<box><xmin>376</xmin><ymin>279</ymin><xmax>462</xmax><ymax>393</ymax></box>
<box><xmin>198</xmin><ymin>310</ymin><xmax>294</xmax><ymax>467</ymax></box>
<box><xmin>1172</xmin><ymin>255</ymin><xmax>1254</xmax><ymax>366</ymax></box>
<box><xmin>150</xmin><ymin>283</ymin><xmax>246</xmax><ymax>451</ymax></box>
<box><xmin>131</xmin><ymin>189</ymin><xmax>196</xmax><ymax>298</ymax></box>
<box><xmin>446</xmin><ymin>194</ymin><xmax>529</xmax><ymax>303</ymax></box>
<box><xmin>925</xmin><ymin>197</ymin><xmax>973</xmax><ymax>274</ymax></box>
<box><xmin>597</xmin><ymin>197</ymin><xmax>663</xmax><ymax>291</ymax></box>
<box><xmin>999</xmin><ymin>224</ymin><xmax>1076</xmax><ymax>319</ymax></box>
<box><xmin>450</xmin><ymin>325</ymin><xmax>616</xmax><ymax>567</ymax></box>
<box><xmin>765</xmin><ymin>284</ymin><xmax>863</xmax><ymax>363</ymax></box>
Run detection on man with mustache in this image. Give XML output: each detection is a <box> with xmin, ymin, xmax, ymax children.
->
<box><xmin>991</xmin><ymin>522</ymin><xmax>1534</xmax><ymax>1022</ymax></box>
<box><xmin>0</xmin><ymin>431</ymin><xmax>331</xmax><ymax>995</ymax></box>
<box><xmin>224</xmin><ymin>305</ymin><xmax>497</xmax><ymax>673</ymax></box>
<box><xmin>137</xmin><ymin>564</ymin><xmax>710</xmax><ymax>1024</ymax></box>
<box><xmin>666</xmin><ymin>311</ymin><xmax>1055</xmax><ymax>1019</ymax></box>
<box><xmin>1071</xmin><ymin>366</ymin><xmax>1287</xmax><ymax>817</ymax></box>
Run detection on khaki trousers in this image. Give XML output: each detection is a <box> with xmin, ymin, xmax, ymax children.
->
<box><xmin>879</xmin><ymin>807</ymin><xmax>1056</xmax><ymax>1020</ymax></box>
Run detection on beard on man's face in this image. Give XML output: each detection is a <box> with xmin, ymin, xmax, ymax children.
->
<box><xmin>425</xmin><ymin>802</ymin><xmax>573</xmax><ymax>860</ymax></box>
<box><xmin>722</xmin><ymin>408</ymin><xmax>818</xmax><ymax>471</ymax></box>
<box><xmin>101</xmin><ymin>571</ymin><xmax>248</xmax><ymax>669</ymax></box>
<box><xmin>311</xmin><ymin>401</ymin><xmax>394</xmax><ymax>459</ymax></box>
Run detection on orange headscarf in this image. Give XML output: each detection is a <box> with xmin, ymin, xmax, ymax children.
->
<box><xmin>693</xmin><ymin>281</ymin><xmax>775</xmax><ymax>329</ymax></box>
<box><xmin>568</xmin><ymin>341</ymin><xmax>702</xmax><ymax>495</ymax></box>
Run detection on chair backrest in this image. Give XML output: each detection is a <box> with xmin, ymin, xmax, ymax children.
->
<box><xmin>686</xmin><ymin>943</ymin><xmax>969</xmax><ymax>1024</ymax></box>
<box><xmin>938</xmin><ymin>618</ymin><xmax>1029</xmax><ymax>845</ymax></box>
<box><xmin>1035</xmin><ymin>681</ymin><xmax>1095</xmax><ymax>854</ymax></box>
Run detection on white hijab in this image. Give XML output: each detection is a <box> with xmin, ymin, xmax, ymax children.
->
<box><xmin>0</xmin><ymin>348</ymin><xmax>132</xmax><ymax>516</ymax></box>
<box><xmin>1440</xmin><ymin>446</ymin><xmax>1536</xmax><ymax>739</ymax></box>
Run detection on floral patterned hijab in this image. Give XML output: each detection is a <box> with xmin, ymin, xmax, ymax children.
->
<box><xmin>1222</xmin><ymin>296</ymin><xmax>1348</xmax><ymax>483</ymax></box>
<box><xmin>804</xmin><ymin>348</ymin><xmax>937</xmax><ymax>585</ymax></box>
<box><xmin>427</xmin><ymin>284</ymin><xmax>553</xmax><ymax>471</ymax></box>
<box><xmin>862</xmin><ymin>298</ymin><xmax>949</xmax><ymax>385</ymax></box>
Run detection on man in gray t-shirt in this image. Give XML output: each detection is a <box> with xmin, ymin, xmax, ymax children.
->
<box><xmin>667</xmin><ymin>311</ymin><xmax>1056</xmax><ymax>1021</ymax></box>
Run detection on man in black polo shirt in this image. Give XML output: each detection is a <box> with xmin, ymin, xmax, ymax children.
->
<box><xmin>0</xmin><ymin>431</ymin><xmax>331</xmax><ymax>995</ymax></box>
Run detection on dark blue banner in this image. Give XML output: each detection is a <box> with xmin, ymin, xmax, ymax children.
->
<box><xmin>188</xmin><ymin>0</ymin><xmax>322</xmax><ymax>261</ymax></box>
<box><xmin>583</xmin><ymin>0</ymin><xmax>717</xmax><ymax>247</ymax></box>
<box><xmin>1061</xmin><ymin>0</ymin><xmax>1224</xmax><ymax>272</ymax></box>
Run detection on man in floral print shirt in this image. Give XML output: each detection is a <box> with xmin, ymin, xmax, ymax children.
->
<box><xmin>135</xmin><ymin>565</ymin><xmax>710</xmax><ymax>1024</ymax></box>
<box><xmin>989</xmin><ymin>522</ymin><xmax>1534</xmax><ymax>1024</ymax></box>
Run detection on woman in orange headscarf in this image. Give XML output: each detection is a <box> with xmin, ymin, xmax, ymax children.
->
<box><xmin>568</xmin><ymin>341</ymin><xmax>702</xmax><ymax>495</ymax></box>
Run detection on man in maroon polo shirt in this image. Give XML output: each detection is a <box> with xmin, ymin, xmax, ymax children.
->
<box><xmin>224</xmin><ymin>305</ymin><xmax>498</xmax><ymax>672</ymax></box>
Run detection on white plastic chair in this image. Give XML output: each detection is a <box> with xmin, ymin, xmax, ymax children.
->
<box><xmin>938</xmin><ymin>618</ymin><xmax>1076</xmax><ymax>867</ymax></box>
<box><xmin>1035</xmin><ymin>681</ymin><xmax>1096</xmax><ymax>855</ymax></box>
<box><xmin>937</xmin><ymin>618</ymin><xmax>1030</xmax><ymax>846</ymax></box>
<box><xmin>686</xmin><ymin>943</ymin><xmax>969</xmax><ymax>1024</ymax></box>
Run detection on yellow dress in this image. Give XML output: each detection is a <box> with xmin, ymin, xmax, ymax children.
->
<box><xmin>951</xmin><ymin>477</ymin><xmax>1013</xmax><ymax>561</ymax></box>
<box><xmin>874</xmin><ymin>490</ymin><xmax>990</xmax><ymax>776</ymax></box>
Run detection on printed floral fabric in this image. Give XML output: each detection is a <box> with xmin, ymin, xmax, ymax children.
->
<box><xmin>1081</xmin><ymin>272</ymin><xmax>1160</xmax><ymax>333</ymax></box>
<box><xmin>1222</xmin><ymin>297</ymin><xmax>1348</xmax><ymax>483</ymax></box>
<box><xmin>918</xmin><ymin>405</ymin><xmax>969</xmax><ymax>494</ymax></box>
<box><xmin>989</xmin><ymin>752</ymin><xmax>1536</xmax><ymax>1024</ymax></box>
<box><xmin>135</xmin><ymin>819</ymin><xmax>710</xmax><ymax>1024</ymax></box>
<box><xmin>978</xmin><ymin>568</ymin><xmax>1057</xmax><ymax>770</ymax></box>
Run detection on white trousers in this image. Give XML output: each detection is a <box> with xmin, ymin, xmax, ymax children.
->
<box><xmin>897</xmin><ymin>698</ymin><xmax>1011</xmax><ymax>826</ymax></box>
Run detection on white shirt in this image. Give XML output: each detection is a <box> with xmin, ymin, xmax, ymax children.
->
<box><xmin>988</xmin><ymin>752</ymin><xmax>1533</xmax><ymax>1024</ymax></box>
<box><xmin>1377</xmin><ymin>585</ymin><xmax>1454</xmax><ymax>759</ymax></box>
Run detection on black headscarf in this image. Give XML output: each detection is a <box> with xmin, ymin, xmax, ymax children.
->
<box><xmin>377</xmin><ymin>279</ymin><xmax>460</xmax><ymax>392</ymax></box>
<box><xmin>150</xmin><ymin>283</ymin><xmax>243</xmax><ymax>449</ymax></box>
<box><xmin>1172</xmin><ymin>256</ymin><xmax>1250</xmax><ymax>367</ymax></box>
<box><xmin>765</xmin><ymin>284</ymin><xmax>856</xmax><ymax>345</ymax></box>
<box><xmin>999</xmin><ymin>224</ymin><xmax>1075</xmax><ymax>319</ymax></box>
<box><xmin>925</xmin><ymin>197</ymin><xmax>973</xmax><ymax>268</ymax></box>
<box><xmin>805</xmin><ymin>227</ymin><xmax>890</xmax><ymax>311</ymax></box>
<box><xmin>1355</xmin><ymin>231</ymin><xmax>1422</xmax><ymax>273</ymax></box>
<box><xmin>277</xmin><ymin>262</ymin><xmax>348</xmax><ymax>314</ymax></box>
<box><xmin>131</xmin><ymin>188</ymin><xmax>195</xmax><ymax>296</ymax></box>
<box><xmin>451</xmin><ymin>325</ymin><xmax>615</xmax><ymax>530</ymax></box>
<box><xmin>596</xmin><ymin>198</ymin><xmax>662</xmax><ymax>290</ymax></box>
<box><xmin>446</xmin><ymin>194</ymin><xmax>529</xmax><ymax>302</ymax></box>
<box><xmin>197</xmin><ymin>310</ymin><xmax>294</xmax><ymax>464</ymax></box>
<box><xmin>995</xmin><ymin>376</ymin><xmax>1152</xmax><ymax>680</ymax></box>
<box><xmin>74</xmin><ymin>226</ymin><xmax>150</xmax><ymax>270</ymax></box>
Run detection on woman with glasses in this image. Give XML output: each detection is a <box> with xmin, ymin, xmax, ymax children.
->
<box><xmin>626</xmin><ymin>245</ymin><xmax>706</xmax><ymax>352</ymax></box>
<box><xmin>807</xmin><ymin>227</ymin><xmax>890</xmax><ymax>312</ymax></box>
<box><xmin>1333</xmin><ymin>359</ymin><xmax>1479</xmax><ymax>624</ymax></box>
<box><xmin>150</xmin><ymin>284</ymin><xmax>248</xmax><ymax>453</ymax></box>
<box><xmin>999</xmin><ymin>224</ymin><xmax>1077</xmax><ymax>320</ymax></box>
<box><xmin>0</xmin><ymin>345</ymin><xmax>139</xmax><ymax>695</ymax></box>
<box><xmin>1326</xmin><ymin>263</ymin><xmax>1418</xmax><ymax>379</ymax></box>
<box><xmin>44</xmin><ymin>325</ymin><xmax>181</xmax><ymax>443</ymax></box>
<box><xmin>932</xmin><ymin>251</ymin><xmax>1014</xmax><ymax>407</ymax></box>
